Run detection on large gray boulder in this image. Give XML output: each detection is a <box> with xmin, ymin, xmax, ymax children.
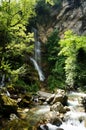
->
<box><xmin>46</xmin><ymin>89</ymin><xmax>68</xmax><ymax>106</ymax></box>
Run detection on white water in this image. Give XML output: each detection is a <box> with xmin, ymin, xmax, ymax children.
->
<box><xmin>69</xmin><ymin>91</ymin><xmax>86</xmax><ymax>97</ymax></box>
<box><xmin>60</xmin><ymin>122</ymin><xmax>86</xmax><ymax>130</ymax></box>
<box><xmin>35</xmin><ymin>105</ymin><xmax>50</xmax><ymax>114</ymax></box>
<box><xmin>30</xmin><ymin>28</ymin><xmax>45</xmax><ymax>81</ymax></box>
<box><xmin>6</xmin><ymin>90</ymin><xmax>10</xmax><ymax>97</ymax></box>
<box><xmin>35</xmin><ymin>41</ymin><xmax>41</xmax><ymax>65</ymax></box>
<box><xmin>38</xmin><ymin>92</ymin><xmax>86</xmax><ymax>130</ymax></box>
<box><xmin>0</xmin><ymin>74</ymin><xmax>5</xmax><ymax>87</ymax></box>
<box><xmin>30</xmin><ymin>57</ymin><xmax>45</xmax><ymax>81</ymax></box>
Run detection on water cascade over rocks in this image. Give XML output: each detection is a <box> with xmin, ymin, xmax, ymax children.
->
<box><xmin>1</xmin><ymin>90</ymin><xmax>86</xmax><ymax>129</ymax></box>
<box><xmin>37</xmin><ymin>91</ymin><xmax>86</xmax><ymax>130</ymax></box>
<box><xmin>30</xmin><ymin>28</ymin><xmax>45</xmax><ymax>81</ymax></box>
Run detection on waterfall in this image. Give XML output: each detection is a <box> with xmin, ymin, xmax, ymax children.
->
<box><xmin>0</xmin><ymin>74</ymin><xmax>5</xmax><ymax>87</ymax></box>
<box><xmin>30</xmin><ymin>28</ymin><xmax>45</xmax><ymax>81</ymax></box>
<box><xmin>35</xmin><ymin>41</ymin><xmax>41</xmax><ymax>65</ymax></box>
<box><xmin>30</xmin><ymin>57</ymin><xmax>45</xmax><ymax>81</ymax></box>
<box><xmin>0</xmin><ymin>74</ymin><xmax>10</xmax><ymax>97</ymax></box>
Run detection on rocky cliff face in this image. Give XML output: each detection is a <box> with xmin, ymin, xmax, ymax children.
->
<box><xmin>37</xmin><ymin>0</ymin><xmax>86</xmax><ymax>42</ymax></box>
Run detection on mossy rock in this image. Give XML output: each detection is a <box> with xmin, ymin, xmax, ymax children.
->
<box><xmin>0</xmin><ymin>94</ymin><xmax>17</xmax><ymax>106</ymax></box>
<box><xmin>18</xmin><ymin>94</ymin><xmax>33</xmax><ymax>108</ymax></box>
<box><xmin>2</xmin><ymin>119</ymin><xmax>34</xmax><ymax>130</ymax></box>
<box><xmin>0</xmin><ymin>94</ymin><xmax>18</xmax><ymax>116</ymax></box>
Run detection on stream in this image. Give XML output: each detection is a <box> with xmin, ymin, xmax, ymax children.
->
<box><xmin>31</xmin><ymin>91</ymin><xmax>86</xmax><ymax>130</ymax></box>
<box><xmin>1</xmin><ymin>91</ymin><xmax>86</xmax><ymax>130</ymax></box>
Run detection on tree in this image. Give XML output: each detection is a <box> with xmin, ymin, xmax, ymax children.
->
<box><xmin>59</xmin><ymin>30</ymin><xmax>86</xmax><ymax>88</ymax></box>
<box><xmin>0</xmin><ymin>0</ymin><xmax>36</xmax><ymax>86</ymax></box>
<box><xmin>46</xmin><ymin>29</ymin><xmax>65</xmax><ymax>90</ymax></box>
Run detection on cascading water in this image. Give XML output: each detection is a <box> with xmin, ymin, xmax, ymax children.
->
<box><xmin>0</xmin><ymin>74</ymin><xmax>5</xmax><ymax>87</ymax></box>
<box><xmin>30</xmin><ymin>57</ymin><xmax>45</xmax><ymax>81</ymax></box>
<box><xmin>37</xmin><ymin>92</ymin><xmax>86</xmax><ymax>130</ymax></box>
<box><xmin>35</xmin><ymin>41</ymin><xmax>41</xmax><ymax>65</ymax></box>
<box><xmin>30</xmin><ymin>28</ymin><xmax>45</xmax><ymax>81</ymax></box>
<box><xmin>0</xmin><ymin>74</ymin><xmax>10</xmax><ymax>96</ymax></box>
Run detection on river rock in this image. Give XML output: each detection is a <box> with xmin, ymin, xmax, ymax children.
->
<box><xmin>50</xmin><ymin>116</ymin><xmax>62</xmax><ymax>126</ymax></box>
<box><xmin>10</xmin><ymin>113</ymin><xmax>18</xmax><ymax>120</ymax></box>
<box><xmin>81</xmin><ymin>96</ymin><xmax>86</xmax><ymax>112</ymax></box>
<box><xmin>18</xmin><ymin>94</ymin><xmax>33</xmax><ymax>108</ymax></box>
<box><xmin>37</xmin><ymin>91</ymin><xmax>53</xmax><ymax>99</ymax></box>
<box><xmin>50</xmin><ymin>102</ymin><xmax>67</xmax><ymax>113</ymax></box>
<box><xmin>0</xmin><ymin>94</ymin><xmax>18</xmax><ymax>116</ymax></box>
<box><xmin>44</xmin><ymin>111</ymin><xmax>62</xmax><ymax>126</ymax></box>
<box><xmin>46</xmin><ymin>89</ymin><xmax>68</xmax><ymax>106</ymax></box>
<box><xmin>38</xmin><ymin>123</ymin><xmax>64</xmax><ymax>130</ymax></box>
<box><xmin>17</xmin><ymin>108</ymin><xmax>29</xmax><ymax>119</ymax></box>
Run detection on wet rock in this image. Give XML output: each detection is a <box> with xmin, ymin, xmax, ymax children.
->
<box><xmin>3</xmin><ymin>119</ymin><xmax>33</xmax><ymax>130</ymax></box>
<box><xmin>44</xmin><ymin>111</ymin><xmax>62</xmax><ymax>126</ymax></box>
<box><xmin>46</xmin><ymin>94</ymin><xmax>55</xmax><ymax>104</ymax></box>
<box><xmin>46</xmin><ymin>89</ymin><xmax>68</xmax><ymax>106</ymax></box>
<box><xmin>0</xmin><ymin>94</ymin><xmax>18</xmax><ymax>116</ymax></box>
<box><xmin>17</xmin><ymin>108</ymin><xmax>29</xmax><ymax>119</ymax></box>
<box><xmin>81</xmin><ymin>96</ymin><xmax>86</xmax><ymax>112</ymax></box>
<box><xmin>50</xmin><ymin>102</ymin><xmax>67</xmax><ymax>113</ymax></box>
<box><xmin>50</xmin><ymin>117</ymin><xmax>62</xmax><ymax>126</ymax></box>
<box><xmin>64</xmin><ymin>106</ymin><xmax>70</xmax><ymax>112</ymax></box>
<box><xmin>37</xmin><ymin>125</ymin><xmax>48</xmax><ymax>130</ymax></box>
<box><xmin>37</xmin><ymin>91</ymin><xmax>53</xmax><ymax>100</ymax></box>
<box><xmin>84</xmin><ymin>118</ymin><xmax>86</xmax><ymax>127</ymax></box>
<box><xmin>18</xmin><ymin>94</ymin><xmax>33</xmax><ymax>108</ymax></box>
<box><xmin>10</xmin><ymin>113</ymin><xmax>18</xmax><ymax>120</ymax></box>
<box><xmin>57</xmin><ymin>128</ymin><xmax>64</xmax><ymax>130</ymax></box>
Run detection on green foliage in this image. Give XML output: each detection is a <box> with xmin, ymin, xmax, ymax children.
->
<box><xmin>46</xmin><ymin>0</ymin><xmax>61</xmax><ymax>5</ymax></box>
<box><xmin>59</xmin><ymin>30</ymin><xmax>86</xmax><ymax>87</ymax></box>
<box><xmin>46</xmin><ymin>29</ymin><xmax>60</xmax><ymax>67</ymax></box>
<box><xmin>46</xmin><ymin>29</ymin><xmax>65</xmax><ymax>91</ymax></box>
<box><xmin>36</xmin><ymin>0</ymin><xmax>50</xmax><ymax>14</ymax></box>
<box><xmin>14</xmin><ymin>80</ymin><xmax>39</xmax><ymax>92</ymax></box>
<box><xmin>34</xmin><ymin>0</ymin><xmax>51</xmax><ymax>25</ymax></box>
<box><xmin>47</xmin><ymin>75</ymin><xmax>65</xmax><ymax>91</ymax></box>
<box><xmin>0</xmin><ymin>0</ymin><xmax>36</xmax><ymax>86</ymax></box>
<box><xmin>76</xmin><ymin>48</ymin><xmax>86</xmax><ymax>87</ymax></box>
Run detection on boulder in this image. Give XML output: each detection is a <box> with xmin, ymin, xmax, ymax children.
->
<box><xmin>17</xmin><ymin>108</ymin><xmax>29</xmax><ymax>119</ymax></box>
<box><xmin>44</xmin><ymin>111</ymin><xmax>62</xmax><ymax>126</ymax></box>
<box><xmin>0</xmin><ymin>94</ymin><xmax>18</xmax><ymax>116</ymax></box>
<box><xmin>50</xmin><ymin>102</ymin><xmax>67</xmax><ymax>113</ymax></box>
<box><xmin>46</xmin><ymin>89</ymin><xmax>68</xmax><ymax>106</ymax></box>
<box><xmin>37</xmin><ymin>123</ymin><xmax>64</xmax><ymax>130</ymax></box>
<box><xmin>18</xmin><ymin>94</ymin><xmax>33</xmax><ymax>108</ymax></box>
<box><xmin>50</xmin><ymin>117</ymin><xmax>62</xmax><ymax>126</ymax></box>
<box><xmin>81</xmin><ymin>96</ymin><xmax>86</xmax><ymax>112</ymax></box>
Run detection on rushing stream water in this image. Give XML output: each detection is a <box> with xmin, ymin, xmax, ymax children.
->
<box><xmin>1</xmin><ymin>91</ymin><xmax>86</xmax><ymax>130</ymax></box>
<box><xmin>33</xmin><ymin>92</ymin><xmax>86</xmax><ymax>130</ymax></box>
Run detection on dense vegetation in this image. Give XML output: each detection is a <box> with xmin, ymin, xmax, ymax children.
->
<box><xmin>0</xmin><ymin>0</ymin><xmax>36</xmax><ymax>90</ymax></box>
<box><xmin>46</xmin><ymin>29</ymin><xmax>65</xmax><ymax>91</ymax></box>
<box><xmin>0</xmin><ymin>0</ymin><xmax>86</xmax><ymax>92</ymax></box>
<box><xmin>59</xmin><ymin>30</ymin><xmax>86</xmax><ymax>90</ymax></box>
